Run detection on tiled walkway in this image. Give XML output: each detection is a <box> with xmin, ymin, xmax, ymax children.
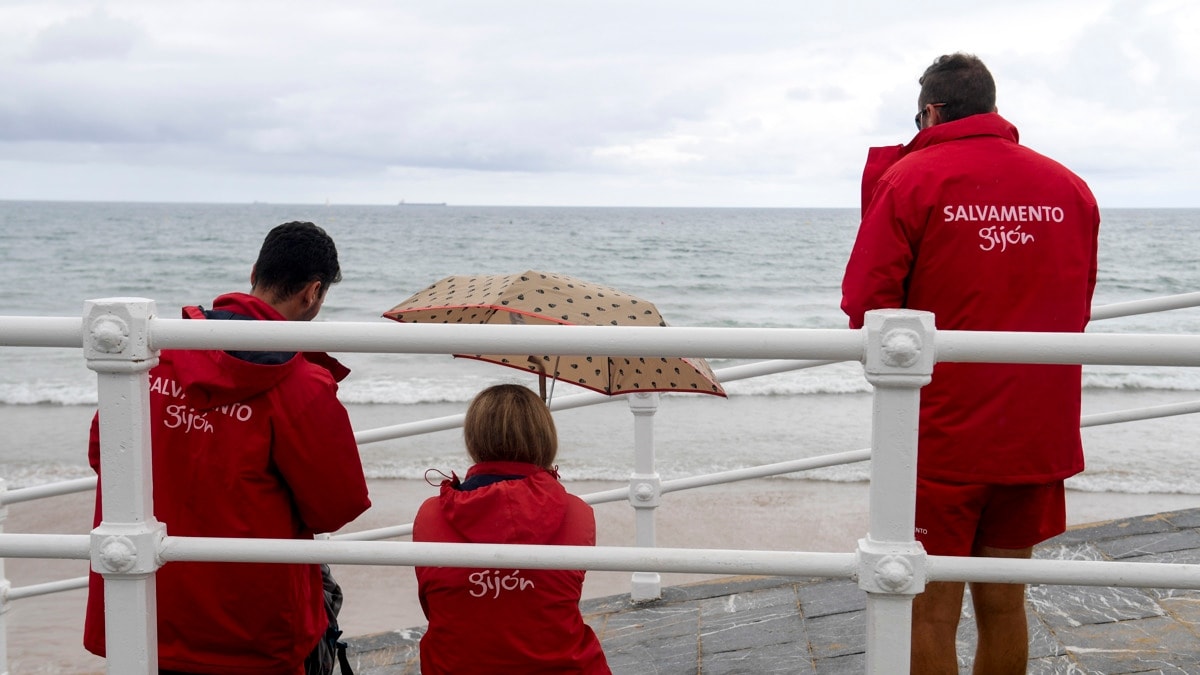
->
<box><xmin>345</xmin><ymin>507</ymin><xmax>1200</xmax><ymax>674</ymax></box>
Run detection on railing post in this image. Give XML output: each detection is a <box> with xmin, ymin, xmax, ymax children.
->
<box><xmin>857</xmin><ymin>309</ymin><xmax>935</xmax><ymax>675</ymax></box>
<box><xmin>0</xmin><ymin>479</ymin><xmax>9</xmax><ymax>675</ymax></box>
<box><xmin>84</xmin><ymin>298</ymin><xmax>167</xmax><ymax>675</ymax></box>
<box><xmin>627</xmin><ymin>392</ymin><xmax>662</xmax><ymax>601</ymax></box>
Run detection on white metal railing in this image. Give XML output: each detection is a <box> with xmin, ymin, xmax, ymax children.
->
<box><xmin>0</xmin><ymin>293</ymin><xmax>1197</xmax><ymax>674</ymax></box>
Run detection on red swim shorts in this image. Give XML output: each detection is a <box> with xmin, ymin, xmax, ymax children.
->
<box><xmin>914</xmin><ymin>477</ymin><xmax>1066</xmax><ymax>557</ymax></box>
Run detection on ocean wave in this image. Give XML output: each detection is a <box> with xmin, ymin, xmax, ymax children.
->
<box><xmin>0</xmin><ymin>462</ymin><xmax>95</xmax><ymax>490</ymax></box>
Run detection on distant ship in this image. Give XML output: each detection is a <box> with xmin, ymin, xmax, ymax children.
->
<box><xmin>398</xmin><ymin>200</ymin><xmax>447</xmax><ymax>206</ymax></box>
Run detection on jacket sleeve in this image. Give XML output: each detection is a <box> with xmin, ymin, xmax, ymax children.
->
<box><xmin>1083</xmin><ymin>201</ymin><xmax>1101</xmax><ymax>327</ymax></box>
<box><xmin>271</xmin><ymin>371</ymin><xmax>371</xmax><ymax>534</ymax></box>
<box><xmin>841</xmin><ymin>184</ymin><xmax>915</xmax><ymax>329</ymax></box>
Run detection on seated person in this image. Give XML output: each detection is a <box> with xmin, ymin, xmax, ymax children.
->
<box><xmin>413</xmin><ymin>383</ymin><xmax>611</xmax><ymax>674</ymax></box>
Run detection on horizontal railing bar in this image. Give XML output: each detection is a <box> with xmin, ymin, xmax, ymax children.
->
<box><xmin>150</xmin><ymin>320</ymin><xmax>1200</xmax><ymax>365</ymax></box>
<box><xmin>1090</xmin><ymin>291</ymin><xmax>1200</xmax><ymax>321</ymax></box>
<box><xmin>164</xmin><ymin>537</ymin><xmax>858</xmax><ymax>577</ymax></box>
<box><xmin>336</xmin><ymin>449</ymin><xmax>874</xmax><ymax>541</ymax></box>
<box><xmin>0</xmin><ymin>316</ymin><xmax>82</xmax><ymax>348</ymax></box>
<box><xmin>4</xmin><ymin>531</ymin><xmax>1199</xmax><ymax>593</ymax></box>
<box><xmin>8</xmin><ymin>575</ymin><xmax>88</xmax><ymax>601</ymax></box>
<box><xmin>928</xmin><ymin>555</ymin><xmax>1200</xmax><ymax>589</ymax></box>
<box><xmin>2</xmin><ymin>476</ymin><xmax>97</xmax><ymax>505</ymax></box>
<box><xmin>1081</xmin><ymin>399</ymin><xmax>1200</xmax><ymax>427</ymax></box>
<box><xmin>9</xmin><ymin>315</ymin><xmax>1200</xmax><ymax>367</ymax></box>
<box><xmin>583</xmin><ymin>449</ymin><xmax>874</xmax><ymax>505</ymax></box>
<box><xmin>0</xmin><ymin>534</ymin><xmax>90</xmax><ymax>559</ymax></box>
<box><xmin>713</xmin><ymin>359</ymin><xmax>842</xmax><ymax>382</ymax></box>
<box><xmin>148</xmin><ymin>321</ymin><xmax>864</xmax><ymax>361</ymax></box>
<box><xmin>937</xmin><ymin>332</ymin><xmax>1200</xmax><ymax>366</ymax></box>
<box><xmin>334</xmin><ymin>524</ymin><xmax>413</xmax><ymax>542</ymax></box>
<box><xmin>661</xmin><ymin>449</ymin><xmax>872</xmax><ymax>495</ymax></box>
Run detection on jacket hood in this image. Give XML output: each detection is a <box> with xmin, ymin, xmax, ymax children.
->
<box><xmin>437</xmin><ymin>461</ymin><xmax>568</xmax><ymax>544</ymax></box>
<box><xmin>171</xmin><ymin>292</ymin><xmax>349</xmax><ymax>410</ymax></box>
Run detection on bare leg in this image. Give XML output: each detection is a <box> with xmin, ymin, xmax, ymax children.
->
<box><xmin>911</xmin><ymin>580</ymin><xmax>965</xmax><ymax>675</ymax></box>
<box><xmin>969</xmin><ymin>545</ymin><xmax>1033</xmax><ymax>675</ymax></box>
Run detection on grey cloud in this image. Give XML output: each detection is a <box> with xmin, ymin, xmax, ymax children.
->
<box><xmin>26</xmin><ymin>8</ymin><xmax>145</xmax><ymax>63</ymax></box>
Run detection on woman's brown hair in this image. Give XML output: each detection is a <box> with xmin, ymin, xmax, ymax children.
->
<box><xmin>463</xmin><ymin>384</ymin><xmax>558</xmax><ymax>469</ymax></box>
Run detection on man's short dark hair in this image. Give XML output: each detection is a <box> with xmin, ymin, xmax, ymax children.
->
<box><xmin>918</xmin><ymin>52</ymin><xmax>996</xmax><ymax>123</ymax></box>
<box><xmin>253</xmin><ymin>221</ymin><xmax>342</xmax><ymax>301</ymax></box>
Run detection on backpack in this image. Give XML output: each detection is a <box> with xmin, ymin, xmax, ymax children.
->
<box><xmin>304</xmin><ymin>564</ymin><xmax>355</xmax><ymax>675</ymax></box>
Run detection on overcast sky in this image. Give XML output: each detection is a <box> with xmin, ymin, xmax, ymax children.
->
<box><xmin>1</xmin><ymin>1</ymin><xmax>1195</xmax><ymax>208</ymax></box>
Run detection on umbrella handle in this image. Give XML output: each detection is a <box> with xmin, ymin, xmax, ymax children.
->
<box><xmin>547</xmin><ymin>359</ymin><xmax>558</xmax><ymax>404</ymax></box>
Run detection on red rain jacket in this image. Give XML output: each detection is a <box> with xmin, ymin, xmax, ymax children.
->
<box><xmin>414</xmin><ymin>461</ymin><xmax>610</xmax><ymax>674</ymax></box>
<box><xmin>842</xmin><ymin>113</ymin><xmax>1100</xmax><ymax>484</ymax></box>
<box><xmin>84</xmin><ymin>292</ymin><xmax>371</xmax><ymax>674</ymax></box>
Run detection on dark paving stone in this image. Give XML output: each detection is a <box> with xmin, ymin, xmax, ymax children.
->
<box><xmin>699</xmin><ymin>597</ymin><xmax>805</xmax><ymax>653</ymax></box>
<box><xmin>701</xmin><ymin>640</ymin><xmax>815</xmax><ymax>675</ymax></box>
<box><xmin>605</xmin><ymin>633</ymin><xmax>698</xmax><ymax>675</ymax></box>
<box><xmin>1028</xmin><ymin>608</ymin><xmax>1068</xmax><ymax>660</ymax></box>
<box><xmin>813</xmin><ymin>651</ymin><xmax>865</xmax><ymax>675</ymax></box>
<box><xmin>804</xmin><ymin>609</ymin><xmax>865</xmax><ymax>660</ymax></box>
<box><xmin>1035</xmin><ymin>540</ymin><xmax>1106</xmax><ymax>563</ymax></box>
<box><xmin>1158</xmin><ymin>596</ymin><xmax>1200</xmax><ymax>632</ymax></box>
<box><xmin>1125</xmin><ymin>546</ymin><xmax>1200</xmax><ymax>567</ymax></box>
<box><xmin>1026</xmin><ymin>655</ymin><xmax>1089</xmax><ymax>674</ymax></box>
<box><xmin>1163</xmin><ymin>509</ymin><xmax>1200</xmax><ymax>529</ymax></box>
<box><xmin>1048</xmin><ymin>514</ymin><xmax>1175</xmax><ymax>546</ymax></box>
<box><xmin>1028</xmin><ymin>583</ymin><xmax>1164</xmax><ymax>628</ymax></box>
<box><xmin>598</xmin><ymin>603</ymin><xmax>699</xmax><ymax>653</ymax></box>
<box><xmin>797</xmin><ymin>578</ymin><xmax>867</xmax><ymax>618</ymax></box>
<box><xmin>1095</xmin><ymin>529</ymin><xmax>1200</xmax><ymax>560</ymax></box>
<box><xmin>347</xmin><ymin>628</ymin><xmax>422</xmax><ymax>675</ymax></box>
<box><xmin>1053</xmin><ymin>615</ymin><xmax>1200</xmax><ymax>674</ymax></box>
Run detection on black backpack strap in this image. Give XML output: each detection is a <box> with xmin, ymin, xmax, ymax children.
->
<box><xmin>336</xmin><ymin>638</ymin><xmax>354</xmax><ymax>675</ymax></box>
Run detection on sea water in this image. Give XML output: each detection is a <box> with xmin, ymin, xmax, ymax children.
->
<box><xmin>2</xmin><ymin>201</ymin><xmax>1199</xmax><ymax>492</ymax></box>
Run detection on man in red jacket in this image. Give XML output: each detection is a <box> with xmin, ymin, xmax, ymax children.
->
<box><xmin>842</xmin><ymin>53</ymin><xmax>1100</xmax><ymax>674</ymax></box>
<box><xmin>84</xmin><ymin>221</ymin><xmax>372</xmax><ymax>674</ymax></box>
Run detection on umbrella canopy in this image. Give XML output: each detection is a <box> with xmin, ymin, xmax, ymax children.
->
<box><xmin>382</xmin><ymin>270</ymin><xmax>726</xmax><ymax>398</ymax></box>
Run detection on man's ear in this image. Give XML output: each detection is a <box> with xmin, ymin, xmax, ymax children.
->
<box><xmin>303</xmin><ymin>279</ymin><xmax>323</xmax><ymax>307</ymax></box>
<box><xmin>249</xmin><ymin>265</ymin><xmax>258</xmax><ymax>289</ymax></box>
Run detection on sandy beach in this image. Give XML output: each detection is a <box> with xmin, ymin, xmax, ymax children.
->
<box><xmin>3</xmin><ymin>477</ymin><xmax>1199</xmax><ymax>674</ymax></box>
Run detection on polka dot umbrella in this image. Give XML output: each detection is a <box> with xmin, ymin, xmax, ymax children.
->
<box><xmin>382</xmin><ymin>270</ymin><xmax>726</xmax><ymax>401</ymax></box>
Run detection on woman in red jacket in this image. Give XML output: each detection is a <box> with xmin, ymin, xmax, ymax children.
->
<box><xmin>413</xmin><ymin>384</ymin><xmax>611</xmax><ymax>674</ymax></box>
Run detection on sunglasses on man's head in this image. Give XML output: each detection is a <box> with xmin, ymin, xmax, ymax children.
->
<box><xmin>915</xmin><ymin>103</ymin><xmax>946</xmax><ymax>130</ymax></box>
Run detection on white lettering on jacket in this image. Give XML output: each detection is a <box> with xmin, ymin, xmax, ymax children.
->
<box><xmin>468</xmin><ymin>569</ymin><xmax>535</xmax><ymax>598</ymax></box>
<box><xmin>151</xmin><ymin>375</ymin><xmax>254</xmax><ymax>432</ymax></box>
<box><xmin>977</xmin><ymin>225</ymin><xmax>1035</xmax><ymax>252</ymax></box>
<box><xmin>164</xmin><ymin>404</ymin><xmax>215</xmax><ymax>434</ymax></box>
<box><xmin>943</xmin><ymin>204</ymin><xmax>1065</xmax><ymax>223</ymax></box>
<box><xmin>941</xmin><ymin>204</ymin><xmax>1062</xmax><ymax>253</ymax></box>
<box><xmin>149</xmin><ymin>375</ymin><xmax>184</xmax><ymax>398</ymax></box>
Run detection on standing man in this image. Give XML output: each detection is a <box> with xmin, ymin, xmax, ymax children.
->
<box><xmin>841</xmin><ymin>53</ymin><xmax>1100</xmax><ymax>674</ymax></box>
<box><xmin>84</xmin><ymin>221</ymin><xmax>372</xmax><ymax>674</ymax></box>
